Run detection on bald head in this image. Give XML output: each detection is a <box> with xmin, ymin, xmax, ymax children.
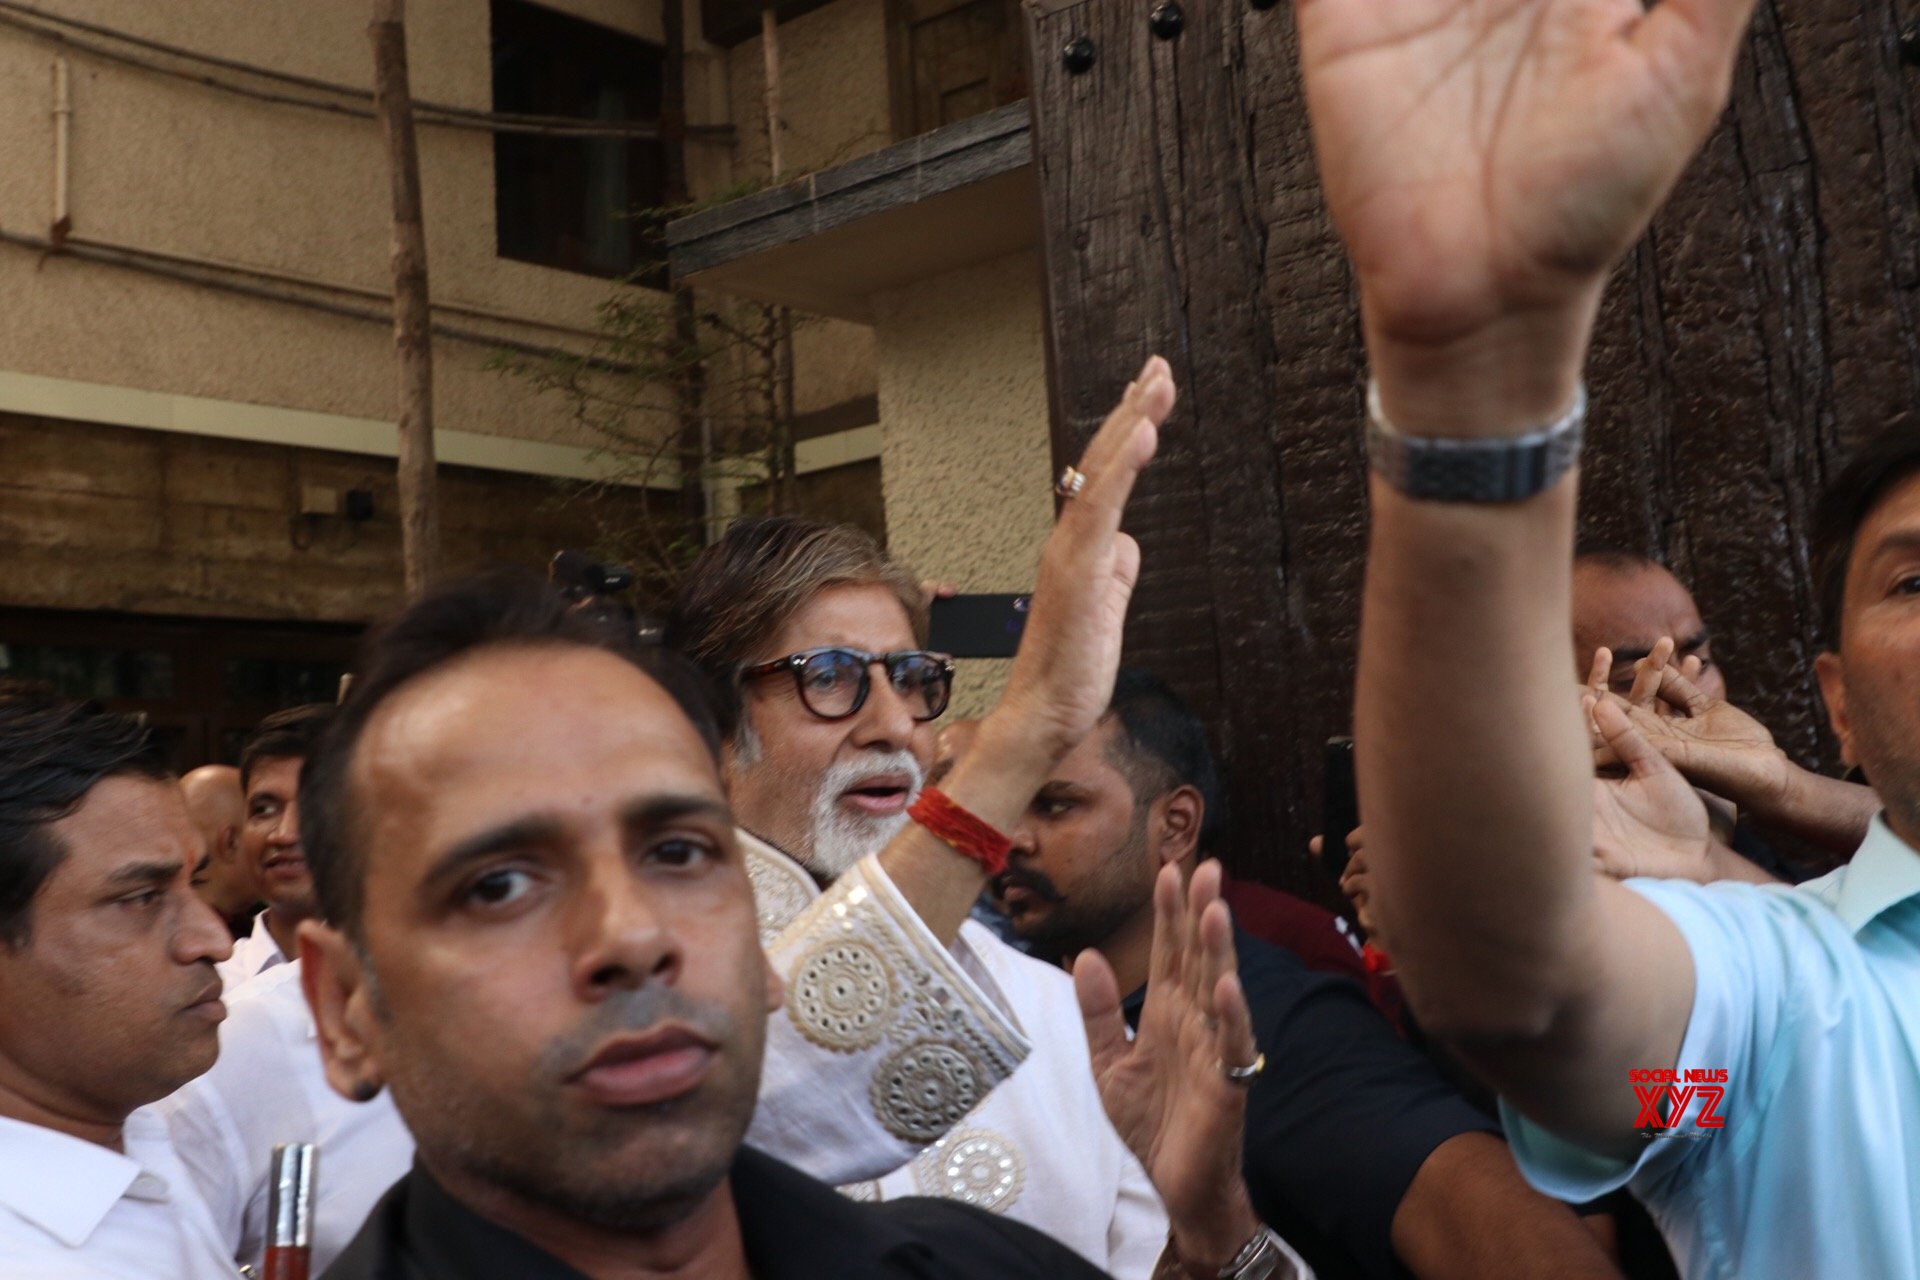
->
<box><xmin>1572</xmin><ymin>555</ymin><xmax>1727</xmax><ymax>702</ymax></box>
<box><xmin>180</xmin><ymin>765</ymin><xmax>255</xmax><ymax>921</ymax></box>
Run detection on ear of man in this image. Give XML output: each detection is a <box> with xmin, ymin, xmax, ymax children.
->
<box><xmin>298</xmin><ymin>919</ymin><xmax>387</xmax><ymax>1104</ymax></box>
<box><xmin>1813</xmin><ymin>652</ymin><xmax>1855</xmax><ymax>769</ymax></box>
<box><xmin>1154</xmin><ymin>785</ymin><xmax>1206</xmax><ymax>870</ymax></box>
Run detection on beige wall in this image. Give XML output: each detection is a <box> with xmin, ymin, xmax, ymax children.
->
<box><xmin>873</xmin><ymin>250</ymin><xmax>1050</xmax><ymax>718</ymax></box>
<box><xmin>0</xmin><ymin>0</ymin><xmax>712</xmax><ymax>453</ymax></box>
<box><xmin>0</xmin><ymin>1</ymin><xmax>893</xmax><ymax>621</ymax></box>
<box><xmin>724</xmin><ymin>0</ymin><xmax>892</xmax><ymax>180</ymax></box>
<box><xmin>715</xmin><ymin>0</ymin><xmax>888</xmax><ymax>422</ymax></box>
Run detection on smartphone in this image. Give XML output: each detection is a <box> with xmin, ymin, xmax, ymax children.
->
<box><xmin>928</xmin><ymin>594</ymin><xmax>1030</xmax><ymax>659</ymax></box>
<box><xmin>1322</xmin><ymin>736</ymin><xmax>1358</xmax><ymax>880</ymax></box>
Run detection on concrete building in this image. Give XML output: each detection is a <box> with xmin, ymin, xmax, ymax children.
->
<box><xmin>680</xmin><ymin>0</ymin><xmax>1049</xmax><ymax>715</ymax></box>
<box><xmin>0</xmin><ymin>0</ymin><xmax>911</xmax><ymax>761</ymax></box>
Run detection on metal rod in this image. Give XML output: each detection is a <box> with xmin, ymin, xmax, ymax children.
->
<box><xmin>50</xmin><ymin>55</ymin><xmax>69</xmax><ymax>242</ymax></box>
<box><xmin>262</xmin><ymin>1143</ymin><xmax>316</xmax><ymax>1280</ymax></box>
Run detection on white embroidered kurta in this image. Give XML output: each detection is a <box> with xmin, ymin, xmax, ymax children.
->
<box><xmin>741</xmin><ymin>833</ymin><xmax>1170</xmax><ymax>1278</ymax></box>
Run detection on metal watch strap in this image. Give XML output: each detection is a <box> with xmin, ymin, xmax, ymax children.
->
<box><xmin>1365</xmin><ymin>380</ymin><xmax>1587</xmax><ymax>503</ymax></box>
<box><xmin>1216</xmin><ymin>1228</ymin><xmax>1287</xmax><ymax>1280</ymax></box>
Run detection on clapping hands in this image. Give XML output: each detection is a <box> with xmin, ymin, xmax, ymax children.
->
<box><xmin>1074</xmin><ymin>862</ymin><xmax>1266</xmax><ymax>1277</ymax></box>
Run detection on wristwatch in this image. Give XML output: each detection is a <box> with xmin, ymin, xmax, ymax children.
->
<box><xmin>1157</xmin><ymin>1228</ymin><xmax>1301</xmax><ymax>1280</ymax></box>
<box><xmin>1365</xmin><ymin>379</ymin><xmax>1587</xmax><ymax>503</ymax></box>
<box><xmin>1216</xmin><ymin>1228</ymin><xmax>1291</xmax><ymax>1280</ymax></box>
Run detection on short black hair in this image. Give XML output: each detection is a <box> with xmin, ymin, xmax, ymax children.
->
<box><xmin>1101</xmin><ymin>668</ymin><xmax>1228</xmax><ymax>852</ymax></box>
<box><xmin>240</xmin><ymin>703</ymin><xmax>336</xmax><ymax>789</ymax></box>
<box><xmin>300</xmin><ymin>569</ymin><xmax>724</xmax><ymax>937</ymax></box>
<box><xmin>1573</xmin><ymin>543</ymin><xmax>1662</xmax><ymax>575</ymax></box>
<box><xmin>0</xmin><ymin>683</ymin><xmax>169</xmax><ymax>946</ymax></box>
<box><xmin>1814</xmin><ymin>426</ymin><xmax>1920</xmax><ymax>644</ymax></box>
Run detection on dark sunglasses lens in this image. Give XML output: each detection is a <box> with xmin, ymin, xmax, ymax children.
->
<box><xmin>798</xmin><ymin>650</ymin><xmax>867</xmax><ymax>717</ymax></box>
<box><xmin>890</xmin><ymin>655</ymin><xmax>952</xmax><ymax>720</ymax></box>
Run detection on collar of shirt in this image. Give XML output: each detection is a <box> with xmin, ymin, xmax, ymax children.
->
<box><xmin>218</xmin><ymin>910</ymin><xmax>288</xmax><ymax>984</ymax></box>
<box><xmin>0</xmin><ymin>1110</ymin><xmax>173</xmax><ymax>1248</ymax></box>
<box><xmin>1803</xmin><ymin>812</ymin><xmax>1920</xmax><ymax>934</ymax></box>
<box><xmin>392</xmin><ymin>1148</ymin><xmax>926</xmax><ymax>1279</ymax></box>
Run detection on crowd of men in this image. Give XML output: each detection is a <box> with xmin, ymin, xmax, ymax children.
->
<box><xmin>3</xmin><ymin>0</ymin><xmax>1917</xmax><ymax>1276</ymax></box>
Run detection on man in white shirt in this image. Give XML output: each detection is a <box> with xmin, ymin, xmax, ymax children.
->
<box><xmin>219</xmin><ymin>703</ymin><xmax>333</xmax><ymax>990</ymax></box>
<box><xmin>157</xmin><ymin>962</ymin><xmax>413</xmax><ymax>1276</ymax></box>
<box><xmin>1289</xmin><ymin>1</ymin><xmax>1920</xmax><ymax>1272</ymax></box>
<box><xmin>664</xmin><ymin>516</ymin><xmax>1172</xmax><ymax>1276</ymax></box>
<box><xmin>0</xmin><ymin>686</ymin><xmax>240</xmax><ymax>1279</ymax></box>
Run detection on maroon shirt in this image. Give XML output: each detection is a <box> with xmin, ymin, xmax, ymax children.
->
<box><xmin>1221</xmin><ymin>876</ymin><xmax>1407</xmax><ymax>1033</ymax></box>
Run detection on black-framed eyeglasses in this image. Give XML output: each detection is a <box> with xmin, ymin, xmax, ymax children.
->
<box><xmin>740</xmin><ymin>647</ymin><xmax>955</xmax><ymax>722</ymax></box>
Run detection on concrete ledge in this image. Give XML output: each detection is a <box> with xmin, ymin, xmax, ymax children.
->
<box><xmin>667</xmin><ymin>102</ymin><xmax>1037</xmax><ymax>321</ymax></box>
<box><xmin>0</xmin><ymin>369</ymin><xmax>675</xmax><ymax>488</ymax></box>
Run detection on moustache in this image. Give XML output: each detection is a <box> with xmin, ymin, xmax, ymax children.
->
<box><xmin>538</xmin><ymin>986</ymin><xmax>737</xmax><ymax>1080</ymax></box>
<box><xmin>991</xmin><ymin>866</ymin><xmax>1065</xmax><ymax>905</ymax></box>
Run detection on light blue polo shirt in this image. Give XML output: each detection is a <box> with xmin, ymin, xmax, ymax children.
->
<box><xmin>1502</xmin><ymin>815</ymin><xmax>1920</xmax><ymax>1280</ymax></box>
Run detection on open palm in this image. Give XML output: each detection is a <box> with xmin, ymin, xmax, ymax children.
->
<box><xmin>1076</xmin><ymin>861</ymin><xmax>1259</xmax><ymax>1265</ymax></box>
<box><xmin>1296</xmin><ymin>0</ymin><xmax>1758</xmax><ymax>351</ymax></box>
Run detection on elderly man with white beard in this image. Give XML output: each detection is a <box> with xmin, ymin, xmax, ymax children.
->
<box><xmin>665</xmin><ymin>515</ymin><xmax>1172</xmax><ymax>1277</ymax></box>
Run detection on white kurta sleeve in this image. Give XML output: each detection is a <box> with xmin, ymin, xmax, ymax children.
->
<box><xmin>1107</xmin><ymin>1144</ymin><xmax>1173</xmax><ymax>1279</ymax></box>
<box><xmin>745</xmin><ymin>849</ymin><xmax>1031</xmax><ymax>1184</ymax></box>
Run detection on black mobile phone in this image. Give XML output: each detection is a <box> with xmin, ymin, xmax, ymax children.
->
<box><xmin>1322</xmin><ymin>736</ymin><xmax>1358</xmax><ymax>880</ymax></box>
<box><xmin>928</xmin><ymin>594</ymin><xmax>1031</xmax><ymax>659</ymax></box>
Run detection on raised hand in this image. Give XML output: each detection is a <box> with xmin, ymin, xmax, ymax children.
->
<box><xmin>1295</xmin><ymin>0</ymin><xmax>1760</xmax><ymax>427</ymax></box>
<box><xmin>988</xmin><ymin>357</ymin><xmax>1175</xmax><ymax>764</ymax></box>
<box><xmin>877</xmin><ymin>360</ymin><xmax>1174</xmax><ymax>941</ymax></box>
<box><xmin>1076</xmin><ymin>861</ymin><xmax>1264</xmax><ymax>1274</ymax></box>
<box><xmin>1586</xmin><ymin>695</ymin><xmax>1764</xmax><ymax>884</ymax></box>
<box><xmin>1592</xmin><ymin>665</ymin><xmax>1789</xmax><ymax>806</ymax></box>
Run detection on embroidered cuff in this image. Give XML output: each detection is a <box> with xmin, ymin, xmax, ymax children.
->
<box><xmin>746</xmin><ymin>849</ymin><xmax>1031</xmax><ymax>1182</ymax></box>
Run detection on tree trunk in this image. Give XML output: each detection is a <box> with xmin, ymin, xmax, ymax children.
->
<box><xmin>661</xmin><ymin>0</ymin><xmax>710</xmax><ymax>551</ymax></box>
<box><xmin>369</xmin><ymin>0</ymin><xmax>439</xmax><ymax>598</ymax></box>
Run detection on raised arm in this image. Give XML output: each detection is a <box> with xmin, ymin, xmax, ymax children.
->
<box><xmin>875</xmin><ymin>360</ymin><xmax>1175</xmax><ymax>940</ymax></box>
<box><xmin>1299</xmin><ymin>0</ymin><xmax>1759</xmax><ymax>1152</ymax></box>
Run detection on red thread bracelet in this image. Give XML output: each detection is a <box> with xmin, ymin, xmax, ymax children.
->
<box><xmin>908</xmin><ymin>786</ymin><xmax>1012</xmax><ymax>878</ymax></box>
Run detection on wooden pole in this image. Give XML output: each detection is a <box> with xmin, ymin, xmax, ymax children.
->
<box><xmin>758</xmin><ymin>8</ymin><xmax>795</xmax><ymax>511</ymax></box>
<box><xmin>661</xmin><ymin>0</ymin><xmax>709</xmax><ymax>550</ymax></box>
<box><xmin>368</xmin><ymin>0</ymin><xmax>440</xmax><ymax>597</ymax></box>
<box><xmin>760</xmin><ymin>8</ymin><xmax>783</xmax><ymax>178</ymax></box>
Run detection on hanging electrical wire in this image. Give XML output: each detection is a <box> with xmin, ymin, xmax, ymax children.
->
<box><xmin>0</xmin><ymin>228</ymin><xmax>647</xmax><ymax>374</ymax></box>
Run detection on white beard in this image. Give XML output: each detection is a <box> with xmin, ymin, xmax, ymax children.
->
<box><xmin>803</xmin><ymin>752</ymin><xmax>924</xmax><ymax>881</ymax></box>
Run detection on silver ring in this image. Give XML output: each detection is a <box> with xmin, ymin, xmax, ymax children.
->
<box><xmin>1055</xmin><ymin>465</ymin><xmax>1087</xmax><ymax>499</ymax></box>
<box><xmin>1220</xmin><ymin>1052</ymin><xmax>1265</xmax><ymax>1086</ymax></box>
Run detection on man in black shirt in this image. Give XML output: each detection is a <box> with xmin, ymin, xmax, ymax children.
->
<box><xmin>989</xmin><ymin>669</ymin><xmax>1622</xmax><ymax>1280</ymax></box>
<box><xmin>330</xmin><ymin>1140</ymin><xmax>1101</xmax><ymax>1280</ymax></box>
